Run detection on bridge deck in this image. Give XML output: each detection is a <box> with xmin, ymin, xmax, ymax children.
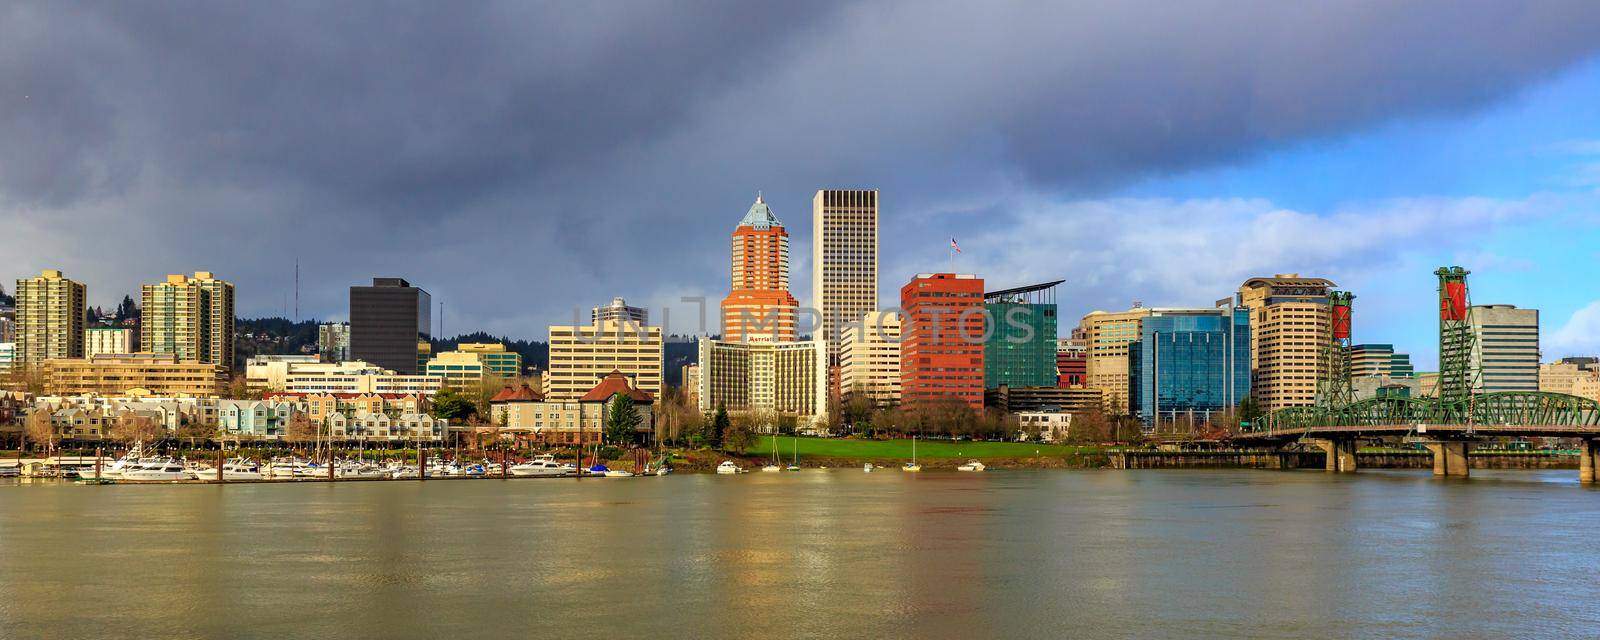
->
<box><xmin>1235</xmin><ymin>424</ymin><xmax>1600</xmax><ymax>442</ymax></box>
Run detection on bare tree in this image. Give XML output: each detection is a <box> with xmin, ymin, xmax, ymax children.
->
<box><xmin>23</xmin><ymin>409</ymin><xmax>55</xmax><ymax>453</ymax></box>
<box><xmin>107</xmin><ymin>413</ymin><xmax>162</xmax><ymax>448</ymax></box>
<box><xmin>286</xmin><ymin>411</ymin><xmax>317</xmax><ymax>444</ymax></box>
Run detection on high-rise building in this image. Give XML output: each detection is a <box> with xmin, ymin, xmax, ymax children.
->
<box><xmin>839</xmin><ymin>311</ymin><xmax>901</xmax><ymax>406</ymax></box>
<box><xmin>1127</xmin><ymin>306</ymin><xmax>1251</xmax><ymax>426</ymax></box>
<box><xmin>983</xmin><ymin>281</ymin><xmax>1062</xmax><ymax>390</ymax></box>
<box><xmin>1078</xmin><ymin>306</ymin><xmax>1152</xmax><ymax>412</ymax></box>
<box><xmin>545</xmin><ymin>308</ymin><xmax>663</xmax><ymax>401</ymax></box>
<box><xmin>85</xmin><ymin>326</ymin><xmax>136</xmax><ymax>357</ymax></box>
<box><xmin>318</xmin><ymin>322</ymin><xmax>351</xmax><ymax>362</ymax></box>
<box><xmin>1454</xmin><ymin>304</ymin><xmax>1539</xmax><ymax>393</ymax></box>
<box><xmin>900</xmin><ymin>273</ymin><xmax>985</xmax><ymax>411</ymax></box>
<box><xmin>1056</xmin><ymin>337</ymin><xmax>1087</xmax><ymax>388</ymax></box>
<box><xmin>1350</xmin><ymin>344</ymin><xmax>1414</xmax><ymax>378</ymax></box>
<box><xmin>680</xmin><ymin>364</ymin><xmax>700</xmax><ymax>412</ymax></box>
<box><xmin>697</xmin><ymin>338</ymin><xmax>828</xmax><ymax>425</ymax></box>
<box><xmin>14</xmin><ymin>269</ymin><xmax>86</xmax><ymax>367</ymax></box>
<box><xmin>140</xmin><ymin>272</ymin><xmax>236</xmax><ymax>371</ymax></box>
<box><xmin>0</xmin><ymin>316</ymin><xmax>14</xmax><ymax>343</ymax></box>
<box><xmin>1237</xmin><ymin>274</ymin><xmax>1335</xmax><ymax>412</ymax></box>
<box><xmin>0</xmin><ymin>342</ymin><xmax>13</xmax><ymax>374</ymax></box>
<box><xmin>811</xmin><ymin>189</ymin><xmax>879</xmax><ymax>359</ymax></box>
<box><xmin>592</xmin><ymin>297</ymin><xmax>648</xmax><ymax>325</ymax></box>
<box><xmin>350</xmin><ymin>278</ymin><xmax>431</xmax><ymax>374</ymax></box>
<box><xmin>721</xmin><ymin>195</ymin><xmax>798</xmax><ymax>343</ymax></box>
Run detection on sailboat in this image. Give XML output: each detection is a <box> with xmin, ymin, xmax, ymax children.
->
<box><xmin>761</xmin><ymin>433</ymin><xmax>782</xmax><ymax>472</ymax></box>
<box><xmin>785</xmin><ymin>436</ymin><xmax>800</xmax><ymax>471</ymax></box>
<box><xmin>902</xmin><ymin>435</ymin><xmax>922</xmax><ymax>472</ymax></box>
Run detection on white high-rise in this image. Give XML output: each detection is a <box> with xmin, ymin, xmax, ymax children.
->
<box><xmin>811</xmin><ymin>190</ymin><xmax>879</xmax><ymax>360</ymax></box>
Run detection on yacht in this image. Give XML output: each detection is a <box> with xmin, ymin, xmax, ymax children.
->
<box><xmin>715</xmin><ymin>461</ymin><xmax>742</xmax><ymax>475</ymax></box>
<box><xmin>390</xmin><ymin>466</ymin><xmax>420</xmax><ymax>479</ymax></box>
<box><xmin>956</xmin><ymin>460</ymin><xmax>987</xmax><ymax>472</ymax></box>
<box><xmin>863</xmin><ymin>462</ymin><xmax>876</xmax><ymax>473</ymax></box>
<box><xmin>119</xmin><ymin>458</ymin><xmax>195</xmax><ymax>482</ymax></box>
<box><xmin>97</xmin><ymin>443</ymin><xmax>150</xmax><ymax>479</ymax></box>
<box><xmin>509</xmin><ymin>455</ymin><xmax>572</xmax><ymax>478</ymax></box>
<box><xmin>337</xmin><ymin>463</ymin><xmax>388</xmax><ymax>479</ymax></box>
<box><xmin>760</xmin><ymin>464</ymin><xmax>781</xmax><ymax>472</ymax></box>
<box><xmin>604</xmin><ymin>468</ymin><xmax>634</xmax><ymax>477</ymax></box>
<box><xmin>221</xmin><ymin>459</ymin><xmax>264</xmax><ymax>481</ymax></box>
<box><xmin>0</xmin><ymin>463</ymin><xmax>20</xmax><ymax>478</ymax></box>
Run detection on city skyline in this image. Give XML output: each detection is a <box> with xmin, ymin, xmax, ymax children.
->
<box><xmin>2</xmin><ymin>3</ymin><xmax>1600</xmax><ymax>371</ymax></box>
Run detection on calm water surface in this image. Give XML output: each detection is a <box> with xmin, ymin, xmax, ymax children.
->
<box><xmin>2</xmin><ymin>469</ymin><xmax>1598</xmax><ymax>639</ymax></box>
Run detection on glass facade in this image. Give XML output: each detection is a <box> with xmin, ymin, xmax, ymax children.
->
<box><xmin>984</xmin><ymin>302</ymin><xmax>1058</xmax><ymax>389</ymax></box>
<box><xmin>1128</xmin><ymin>308</ymin><xmax>1251</xmax><ymax>426</ymax></box>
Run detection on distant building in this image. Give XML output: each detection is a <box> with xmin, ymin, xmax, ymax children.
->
<box><xmin>1456</xmin><ymin>304</ymin><xmax>1539</xmax><ymax>393</ymax></box>
<box><xmin>721</xmin><ymin>195</ymin><xmax>799</xmax><ymax>343</ymax></box>
<box><xmin>245</xmin><ymin>355</ymin><xmax>322</xmax><ymax>391</ymax></box>
<box><xmin>1078</xmin><ymin>307</ymin><xmax>1152</xmax><ymax>412</ymax></box>
<box><xmin>452</xmin><ymin>342</ymin><xmax>521</xmax><ymax>377</ymax></box>
<box><xmin>839</xmin><ymin>311</ymin><xmax>901</xmax><ymax>406</ymax></box>
<box><xmin>1056</xmin><ymin>337</ymin><xmax>1086</xmax><ymax>388</ymax></box>
<box><xmin>14</xmin><ymin>269</ymin><xmax>86</xmax><ymax>367</ymax></box>
<box><xmin>318</xmin><ymin>322</ymin><xmax>351</xmax><ymax>362</ymax></box>
<box><xmin>1350</xmin><ymin>344</ymin><xmax>1414</xmax><ymax>378</ymax></box>
<box><xmin>984</xmin><ymin>385</ymin><xmax>1105</xmax><ymax>414</ymax></box>
<box><xmin>811</xmin><ymin>189</ymin><xmax>879</xmax><ymax>361</ymax></box>
<box><xmin>592</xmin><ymin>297</ymin><xmax>648</xmax><ymax>326</ymax></box>
<box><xmin>984</xmin><ymin>281</ymin><xmax>1062</xmax><ymax>390</ymax></box>
<box><xmin>492</xmin><ymin>371</ymin><xmax>655</xmax><ymax>444</ymax></box>
<box><xmin>1127</xmin><ymin>306</ymin><xmax>1251</xmax><ymax>426</ymax></box>
<box><xmin>42</xmin><ymin>354</ymin><xmax>227</xmax><ymax>397</ymax></box>
<box><xmin>901</xmin><ymin>273</ymin><xmax>985</xmax><ymax>411</ymax></box>
<box><xmin>545</xmin><ymin>309</ymin><xmax>663</xmax><ymax>402</ymax></box>
<box><xmin>425</xmin><ymin>351</ymin><xmax>488</xmax><ymax>389</ymax></box>
<box><xmin>0</xmin><ymin>342</ymin><xmax>13</xmax><ymax>374</ymax></box>
<box><xmin>1540</xmin><ymin>359</ymin><xmax>1600</xmax><ymax>402</ymax></box>
<box><xmin>1237</xmin><ymin>274</ymin><xmax>1335</xmax><ymax>412</ymax></box>
<box><xmin>254</xmin><ymin>359</ymin><xmax>442</xmax><ymax>396</ymax></box>
<box><xmin>349</xmin><ymin>278</ymin><xmax>431</xmax><ymax>374</ymax></box>
<box><xmin>0</xmin><ymin>316</ymin><xmax>13</xmax><ymax>343</ymax></box>
<box><xmin>680</xmin><ymin>364</ymin><xmax>700</xmax><ymax>412</ymax></box>
<box><xmin>1353</xmin><ymin>375</ymin><xmax>1421</xmax><ymax>401</ymax></box>
<box><xmin>697</xmin><ymin>338</ymin><xmax>828</xmax><ymax>426</ymax></box>
<box><xmin>140</xmin><ymin>272</ymin><xmax>236</xmax><ymax>370</ymax></box>
<box><xmin>84</xmin><ymin>326</ymin><xmax>136</xmax><ymax>358</ymax></box>
<box><xmin>1016</xmin><ymin>411</ymin><xmax>1073</xmax><ymax>443</ymax></box>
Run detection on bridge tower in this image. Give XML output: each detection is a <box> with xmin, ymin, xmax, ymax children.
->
<box><xmin>1435</xmin><ymin>266</ymin><xmax>1478</xmax><ymax>402</ymax></box>
<box><xmin>1318</xmin><ymin>290</ymin><xmax>1355</xmax><ymax>408</ymax></box>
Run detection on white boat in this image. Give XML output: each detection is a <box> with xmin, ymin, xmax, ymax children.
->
<box><xmin>863</xmin><ymin>463</ymin><xmax>875</xmax><ymax>472</ymax></box>
<box><xmin>390</xmin><ymin>466</ymin><xmax>419</xmax><ymax>479</ymax></box>
<box><xmin>120</xmin><ymin>458</ymin><xmax>195</xmax><ymax>482</ymax></box>
<box><xmin>904</xmin><ymin>436</ymin><xmax>922</xmax><ymax>472</ymax></box>
<box><xmin>336</xmin><ymin>463</ymin><xmax>388</xmax><ymax>479</ymax></box>
<box><xmin>956</xmin><ymin>460</ymin><xmax>986</xmax><ymax>472</ymax></box>
<box><xmin>509</xmin><ymin>455</ymin><xmax>572</xmax><ymax>478</ymax></box>
<box><xmin>0</xmin><ymin>464</ymin><xmax>19</xmax><ymax>478</ymax></box>
<box><xmin>654</xmin><ymin>467</ymin><xmax>671</xmax><ymax>476</ymax></box>
<box><xmin>715</xmin><ymin>461</ymin><xmax>741</xmax><ymax>475</ymax></box>
<box><xmin>760</xmin><ymin>464</ymin><xmax>781</xmax><ymax>472</ymax></box>
<box><xmin>760</xmin><ymin>434</ymin><xmax>783</xmax><ymax>472</ymax></box>
<box><xmin>221</xmin><ymin>459</ymin><xmax>264</xmax><ymax>481</ymax></box>
<box><xmin>604</xmin><ymin>469</ymin><xmax>634</xmax><ymax>477</ymax></box>
<box><xmin>97</xmin><ymin>442</ymin><xmax>149</xmax><ymax>479</ymax></box>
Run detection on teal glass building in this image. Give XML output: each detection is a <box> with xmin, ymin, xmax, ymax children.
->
<box><xmin>983</xmin><ymin>281</ymin><xmax>1064</xmax><ymax>390</ymax></box>
<box><xmin>1128</xmin><ymin>307</ymin><xmax>1251</xmax><ymax>427</ymax></box>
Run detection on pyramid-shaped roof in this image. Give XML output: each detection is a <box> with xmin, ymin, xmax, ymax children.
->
<box><xmin>490</xmin><ymin>384</ymin><xmax>543</xmax><ymax>403</ymax></box>
<box><xmin>738</xmin><ymin>194</ymin><xmax>782</xmax><ymax>230</ymax></box>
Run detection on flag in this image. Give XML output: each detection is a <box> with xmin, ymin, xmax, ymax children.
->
<box><xmin>950</xmin><ymin>238</ymin><xmax>961</xmax><ymax>253</ymax></box>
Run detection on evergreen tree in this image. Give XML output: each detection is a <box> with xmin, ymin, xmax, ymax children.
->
<box><xmin>431</xmin><ymin>387</ymin><xmax>478</xmax><ymax>422</ymax></box>
<box><xmin>604</xmin><ymin>394</ymin><xmax>641</xmax><ymax>445</ymax></box>
<box><xmin>709</xmin><ymin>404</ymin><xmax>730</xmax><ymax>449</ymax></box>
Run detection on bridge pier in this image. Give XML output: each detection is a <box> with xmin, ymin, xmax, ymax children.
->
<box><xmin>1306</xmin><ymin>438</ymin><xmax>1357</xmax><ymax>473</ymax></box>
<box><xmin>1423</xmin><ymin>441</ymin><xmax>1471</xmax><ymax>477</ymax></box>
<box><xmin>1581</xmin><ymin>440</ymin><xmax>1598</xmax><ymax>484</ymax></box>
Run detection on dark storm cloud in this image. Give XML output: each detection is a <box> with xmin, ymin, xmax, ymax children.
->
<box><xmin>2</xmin><ymin>0</ymin><xmax>1598</xmax><ymax>337</ymax></box>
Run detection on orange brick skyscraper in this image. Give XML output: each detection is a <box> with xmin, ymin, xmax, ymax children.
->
<box><xmin>721</xmin><ymin>195</ymin><xmax>799</xmax><ymax>342</ymax></box>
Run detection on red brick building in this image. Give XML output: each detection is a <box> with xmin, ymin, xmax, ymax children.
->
<box><xmin>1056</xmin><ymin>339</ymin><xmax>1086</xmax><ymax>387</ymax></box>
<box><xmin>900</xmin><ymin>273</ymin><xmax>985</xmax><ymax>411</ymax></box>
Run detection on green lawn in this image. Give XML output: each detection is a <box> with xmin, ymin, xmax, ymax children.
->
<box><xmin>745</xmin><ymin>436</ymin><xmax>1101</xmax><ymax>460</ymax></box>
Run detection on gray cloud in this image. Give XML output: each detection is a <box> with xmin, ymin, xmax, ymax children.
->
<box><xmin>2</xmin><ymin>0</ymin><xmax>1598</xmax><ymax>338</ymax></box>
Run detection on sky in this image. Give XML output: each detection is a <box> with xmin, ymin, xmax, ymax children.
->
<box><xmin>3</xmin><ymin>1</ymin><xmax>1600</xmax><ymax>370</ymax></box>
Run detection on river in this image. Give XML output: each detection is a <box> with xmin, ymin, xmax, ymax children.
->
<box><xmin>1</xmin><ymin>469</ymin><xmax>1597</xmax><ymax>638</ymax></box>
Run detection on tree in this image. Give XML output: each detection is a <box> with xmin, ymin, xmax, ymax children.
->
<box><xmin>286</xmin><ymin>411</ymin><xmax>317</xmax><ymax>444</ymax></box>
<box><xmin>1237</xmin><ymin>397</ymin><xmax>1264</xmax><ymax>431</ymax></box>
<box><xmin>706</xmin><ymin>404</ymin><xmax>730</xmax><ymax>449</ymax></box>
<box><xmin>107</xmin><ymin>413</ymin><xmax>162</xmax><ymax>447</ymax></box>
<box><xmin>1067</xmin><ymin>407</ymin><xmax>1111</xmax><ymax>444</ymax></box>
<box><xmin>23</xmin><ymin>410</ymin><xmax>55</xmax><ymax>453</ymax></box>
<box><xmin>224</xmin><ymin>375</ymin><xmax>256</xmax><ymax>400</ymax></box>
<box><xmin>721</xmin><ymin>413</ymin><xmax>755</xmax><ymax>454</ymax></box>
<box><xmin>431</xmin><ymin>387</ymin><xmax>477</xmax><ymax>422</ymax></box>
<box><xmin>604</xmin><ymin>394</ymin><xmax>642</xmax><ymax>445</ymax></box>
<box><xmin>175</xmin><ymin>419</ymin><xmax>218</xmax><ymax>445</ymax></box>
